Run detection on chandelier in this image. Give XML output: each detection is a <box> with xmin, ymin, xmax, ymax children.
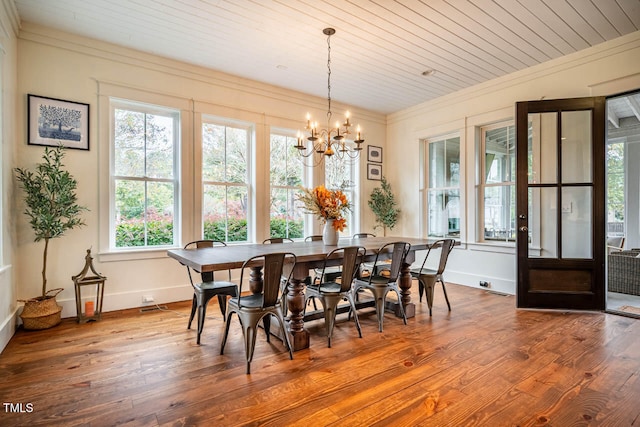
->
<box><xmin>294</xmin><ymin>28</ymin><xmax>364</xmax><ymax>161</ymax></box>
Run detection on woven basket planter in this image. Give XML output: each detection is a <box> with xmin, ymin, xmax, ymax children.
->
<box><xmin>19</xmin><ymin>288</ymin><xmax>63</xmax><ymax>330</ymax></box>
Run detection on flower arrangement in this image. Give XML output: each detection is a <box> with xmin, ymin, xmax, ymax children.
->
<box><xmin>297</xmin><ymin>185</ymin><xmax>351</xmax><ymax>231</ymax></box>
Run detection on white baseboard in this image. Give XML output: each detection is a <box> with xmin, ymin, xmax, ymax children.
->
<box><xmin>0</xmin><ymin>307</ymin><xmax>19</xmax><ymax>354</ymax></box>
<box><xmin>54</xmin><ymin>284</ymin><xmax>193</xmax><ymax>319</ymax></box>
<box><xmin>440</xmin><ymin>270</ymin><xmax>516</xmax><ymax>296</ymax></box>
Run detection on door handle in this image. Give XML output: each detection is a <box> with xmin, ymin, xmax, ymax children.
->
<box><xmin>519</xmin><ymin>226</ymin><xmax>528</xmax><ymax>232</ymax></box>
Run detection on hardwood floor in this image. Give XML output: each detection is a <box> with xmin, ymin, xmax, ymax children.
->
<box><xmin>1</xmin><ymin>283</ymin><xmax>639</xmax><ymax>426</ymax></box>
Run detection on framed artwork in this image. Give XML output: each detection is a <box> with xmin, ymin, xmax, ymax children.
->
<box><xmin>28</xmin><ymin>94</ymin><xmax>90</xmax><ymax>150</ymax></box>
<box><xmin>367</xmin><ymin>145</ymin><xmax>382</xmax><ymax>163</ymax></box>
<box><xmin>367</xmin><ymin>163</ymin><xmax>382</xmax><ymax>180</ymax></box>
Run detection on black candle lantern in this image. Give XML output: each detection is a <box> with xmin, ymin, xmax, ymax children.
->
<box><xmin>72</xmin><ymin>249</ymin><xmax>107</xmax><ymax>323</ymax></box>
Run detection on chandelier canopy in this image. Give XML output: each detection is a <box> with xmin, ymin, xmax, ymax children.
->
<box><xmin>294</xmin><ymin>28</ymin><xmax>364</xmax><ymax>161</ymax></box>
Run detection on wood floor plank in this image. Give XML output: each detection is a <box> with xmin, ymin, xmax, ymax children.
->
<box><xmin>2</xmin><ymin>283</ymin><xmax>640</xmax><ymax>426</ymax></box>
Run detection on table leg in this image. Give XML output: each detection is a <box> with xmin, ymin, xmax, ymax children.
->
<box><xmin>392</xmin><ymin>261</ymin><xmax>415</xmax><ymax>318</ymax></box>
<box><xmin>249</xmin><ymin>266</ymin><xmax>263</xmax><ymax>294</ymax></box>
<box><xmin>286</xmin><ymin>277</ymin><xmax>309</xmax><ymax>351</ymax></box>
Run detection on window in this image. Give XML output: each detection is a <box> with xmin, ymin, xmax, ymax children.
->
<box><xmin>202</xmin><ymin>118</ymin><xmax>251</xmax><ymax>243</ymax></box>
<box><xmin>427</xmin><ymin>136</ymin><xmax>460</xmax><ymax>238</ymax></box>
<box><xmin>112</xmin><ymin>100</ymin><xmax>180</xmax><ymax>248</ymax></box>
<box><xmin>607</xmin><ymin>140</ymin><xmax>625</xmax><ymax>236</ymax></box>
<box><xmin>269</xmin><ymin>132</ymin><xmax>306</xmax><ymax>239</ymax></box>
<box><xmin>325</xmin><ymin>156</ymin><xmax>358</xmax><ymax>237</ymax></box>
<box><xmin>479</xmin><ymin>123</ymin><xmax>515</xmax><ymax>242</ymax></box>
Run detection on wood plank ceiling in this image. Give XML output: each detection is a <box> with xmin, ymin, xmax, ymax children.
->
<box><xmin>11</xmin><ymin>0</ymin><xmax>640</xmax><ymax>115</ymax></box>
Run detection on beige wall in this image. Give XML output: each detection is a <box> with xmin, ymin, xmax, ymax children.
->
<box><xmin>0</xmin><ymin>2</ymin><xmax>19</xmax><ymax>351</ymax></box>
<box><xmin>387</xmin><ymin>31</ymin><xmax>640</xmax><ymax>294</ymax></box>
<box><xmin>12</xmin><ymin>22</ymin><xmax>386</xmax><ymax>321</ymax></box>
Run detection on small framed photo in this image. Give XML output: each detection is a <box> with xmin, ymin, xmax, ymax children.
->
<box><xmin>28</xmin><ymin>94</ymin><xmax>90</xmax><ymax>150</ymax></box>
<box><xmin>367</xmin><ymin>145</ymin><xmax>382</xmax><ymax>163</ymax></box>
<box><xmin>367</xmin><ymin>163</ymin><xmax>382</xmax><ymax>180</ymax></box>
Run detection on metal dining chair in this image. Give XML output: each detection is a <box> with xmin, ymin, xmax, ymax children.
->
<box><xmin>353</xmin><ymin>233</ymin><xmax>376</xmax><ymax>238</ymax></box>
<box><xmin>410</xmin><ymin>239</ymin><xmax>455</xmax><ymax>316</ymax></box>
<box><xmin>182</xmin><ymin>240</ymin><xmax>238</xmax><ymax>345</ymax></box>
<box><xmin>220</xmin><ymin>252</ymin><xmax>296</xmax><ymax>374</ymax></box>
<box><xmin>263</xmin><ymin>237</ymin><xmax>294</xmax><ymax>244</ymax></box>
<box><xmin>352</xmin><ymin>241</ymin><xmax>411</xmax><ymax>332</ymax></box>
<box><xmin>305</xmin><ymin>246</ymin><xmax>366</xmax><ymax>347</ymax></box>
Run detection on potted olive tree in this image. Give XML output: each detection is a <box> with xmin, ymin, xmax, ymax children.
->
<box><xmin>15</xmin><ymin>145</ymin><xmax>87</xmax><ymax>329</ymax></box>
<box><xmin>368</xmin><ymin>176</ymin><xmax>400</xmax><ymax>236</ymax></box>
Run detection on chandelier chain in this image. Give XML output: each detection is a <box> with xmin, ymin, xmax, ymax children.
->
<box><xmin>326</xmin><ymin>31</ymin><xmax>332</xmax><ymax>124</ymax></box>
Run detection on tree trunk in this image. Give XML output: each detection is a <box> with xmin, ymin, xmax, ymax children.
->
<box><xmin>42</xmin><ymin>238</ymin><xmax>49</xmax><ymax>298</ymax></box>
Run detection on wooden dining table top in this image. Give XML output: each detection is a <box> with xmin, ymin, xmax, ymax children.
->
<box><xmin>167</xmin><ymin>236</ymin><xmax>436</xmax><ymax>273</ymax></box>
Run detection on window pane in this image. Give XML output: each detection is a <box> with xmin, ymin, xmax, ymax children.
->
<box><xmin>146</xmin><ymin>181</ymin><xmax>174</xmax><ymax>246</ymax></box>
<box><xmin>428</xmin><ymin>189</ymin><xmax>459</xmax><ymax>237</ymax></box>
<box><xmin>429</xmin><ymin>141</ymin><xmax>444</xmax><ymax>188</ymax></box>
<box><xmin>485</xmin><ymin>126</ymin><xmax>515</xmax><ymax>184</ymax></box>
<box><xmin>202</xmin><ymin>123</ymin><xmax>225</xmax><ymax>182</ymax></box>
<box><xmin>114</xmin><ymin>109</ymin><xmax>145</xmax><ymax>177</ymax></box>
<box><xmin>529</xmin><ymin>187</ymin><xmax>558</xmax><ymax>258</ymax></box>
<box><xmin>561</xmin><ymin>110</ymin><xmax>592</xmax><ymax>183</ymax></box>
<box><xmin>203</xmin><ymin>184</ymin><xmax>248</xmax><ymax>242</ymax></box>
<box><xmin>115</xmin><ymin>179</ymin><xmax>145</xmax><ymax>247</ymax></box>
<box><xmin>607</xmin><ymin>142</ymin><xmax>625</xmax><ymax>231</ymax></box>
<box><xmin>484</xmin><ymin>185</ymin><xmax>515</xmax><ymax>241</ymax></box>
<box><xmin>226</xmin><ymin>127</ymin><xmax>248</xmax><ymax>183</ymax></box>
<box><xmin>146</xmin><ymin>114</ymin><xmax>174</xmax><ymax>179</ymax></box>
<box><xmin>562</xmin><ymin>186</ymin><xmax>592</xmax><ymax>258</ymax></box>
<box><xmin>528</xmin><ymin>113</ymin><xmax>557</xmax><ymax>184</ymax></box>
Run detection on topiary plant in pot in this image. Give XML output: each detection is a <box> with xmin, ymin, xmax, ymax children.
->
<box><xmin>368</xmin><ymin>176</ymin><xmax>400</xmax><ymax>236</ymax></box>
<box><xmin>15</xmin><ymin>145</ymin><xmax>87</xmax><ymax>329</ymax></box>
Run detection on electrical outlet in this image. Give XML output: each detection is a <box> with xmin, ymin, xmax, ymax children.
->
<box><xmin>142</xmin><ymin>295</ymin><xmax>154</xmax><ymax>303</ymax></box>
<box><xmin>479</xmin><ymin>281</ymin><xmax>490</xmax><ymax>288</ymax></box>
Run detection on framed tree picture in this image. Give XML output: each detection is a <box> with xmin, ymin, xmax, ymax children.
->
<box><xmin>28</xmin><ymin>94</ymin><xmax>90</xmax><ymax>150</ymax></box>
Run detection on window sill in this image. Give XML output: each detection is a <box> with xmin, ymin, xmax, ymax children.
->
<box><xmin>98</xmin><ymin>247</ymin><xmax>178</xmax><ymax>263</ymax></box>
<box><xmin>467</xmin><ymin>241</ymin><xmax>516</xmax><ymax>254</ymax></box>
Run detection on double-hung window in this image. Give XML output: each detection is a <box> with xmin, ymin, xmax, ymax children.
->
<box><xmin>427</xmin><ymin>136</ymin><xmax>460</xmax><ymax>238</ymax></box>
<box><xmin>325</xmin><ymin>156</ymin><xmax>358</xmax><ymax>237</ymax></box>
<box><xmin>479</xmin><ymin>123</ymin><xmax>515</xmax><ymax>242</ymax></box>
<box><xmin>269</xmin><ymin>131</ymin><xmax>305</xmax><ymax>239</ymax></box>
<box><xmin>202</xmin><ymin>117</ymin><xmax>251</xmax><ymax>243</ymax></box>
<box><xmin>112</xmin><ymin>100</ymin><xmax>180</xmax><ymax>248</ymax></box>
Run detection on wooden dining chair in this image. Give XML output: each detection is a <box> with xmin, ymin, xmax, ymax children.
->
<box><xmin>182</xmin><ymin>240</ymin><xmax>238</xmax><ymax>344</ymax></box>
<box><xmin>220</xmin><ymin>252</ymin><xmax>296</xmax><ymax>374</ymax></box>
<box><xmin>305</xmin><ymin>246</ymin><xmax>366</xmax><ymax>347</ymax></box>
<box><xmin>410</xmin><ymin>239</ymin><xmax>455</xmax><ymax>316</ymax></box>
<box><xmin>353</xmin><ymin>241</ymin><xmax>411</xmax><ymax>332</ymax></box>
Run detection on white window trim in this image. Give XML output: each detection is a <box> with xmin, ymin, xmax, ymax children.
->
<box><xmin>97</xmin><ymin>82</ymin><xmax>192</xmax><ymax>262</ymax></box>
<box><xmin>477</xmin><ymin>121</ymin><xmax>516</xmax><ymax>245</ymax></box>
<box><xmin>421</xmin><ymin>132</ymin><xmax>462</xmax><ymax>241</ymax></box>
<box><xmin>200</xmin><ymin>114</ymin><xmax>253</xmax><ymax>243</ymax></box>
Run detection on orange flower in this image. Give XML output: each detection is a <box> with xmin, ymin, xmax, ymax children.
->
<box><xmin>296</xmin><ymin>185</ymin><xmax>352</xmax><ymax>229</ymax></box>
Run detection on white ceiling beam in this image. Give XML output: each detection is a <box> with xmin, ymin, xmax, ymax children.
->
<box><xmin>608</xmin><ymin>111</ymin><xmax>620</xmax><ymax>129</ymax></box>
<box><xmin>625</xmin><ymin>96</ymin><xmax>640</xmax><ymax>122</ymax></box>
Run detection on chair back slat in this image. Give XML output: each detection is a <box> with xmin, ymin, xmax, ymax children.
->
<box><xmin>436</xmin><ymin>239</ymin><xmax>455</xmax><ymax>275</ymax></box>
<box><xmin>370</xmin><ymin>242</ymin><xmax>410</xmax><ymax>282</ymax></box>
<box><xmin>238</xmin><ymin>252</ymin><xmax>296</xmax><ymax>309</ymax></box>
<box><xmin>184</xmin><ymin>240</ymin><xmax>228</xmax><ymax>283</ymax></box>
<box><xmin>322</xmin><ymin>246</ymin><xmax>366</xmax><ymax>291</ymax></box>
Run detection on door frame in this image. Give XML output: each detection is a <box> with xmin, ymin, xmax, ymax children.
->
<box><xmin>516</xmin><ymin>97</ymin><xmax>606</xmax><ymax>310</ymax></box>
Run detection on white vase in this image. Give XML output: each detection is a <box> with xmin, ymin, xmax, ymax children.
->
<box><xmin>323</xmin><ymin>219</ymin><xmax>339</xmax><ymax>245</ymax></box>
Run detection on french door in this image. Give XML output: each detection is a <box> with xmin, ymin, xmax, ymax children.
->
<box><xmin>516</xmin><ymin>97</ymin><xmax>606</xmax><ymax>310</ymax></box>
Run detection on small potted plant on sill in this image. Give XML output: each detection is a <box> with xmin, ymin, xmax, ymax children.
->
<box><xmin>368</xmin><ymin>176</ymin><xmax>400</xmax><ymax>236</ymax></box>
<box><xmin>15</xmin><ymin>145</ymin><xmax>87</xmax><ymax>330</ymax></box>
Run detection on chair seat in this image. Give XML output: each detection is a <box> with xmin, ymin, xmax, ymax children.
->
<box><xmin>361</xmin><ymin>275</ymin><xmax>392</xmax><ymax>286</ymax></box>
<box><xmin>194</xmin><ymin>280</ymin><xmax>238</xmax><ymax>292</ymax></box>
<box><xmin>228</xmin><ymin>293</ymin><xmax>272</xmax><ymax>310</ymax></box>
<box><xmin>410</xmin><ymin>267</ymin><xmax>437</xmax><ymax>277</ymax></box>
<box><xmin>308</xmin><ymin>282</ymin><xmax>342</xmax><ymax>295</ymax></box>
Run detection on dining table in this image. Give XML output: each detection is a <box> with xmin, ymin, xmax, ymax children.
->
<box><xmin>167</xmin><ymin>236</ymin><xmax>437</xmax><ymax>351</ymax></box>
